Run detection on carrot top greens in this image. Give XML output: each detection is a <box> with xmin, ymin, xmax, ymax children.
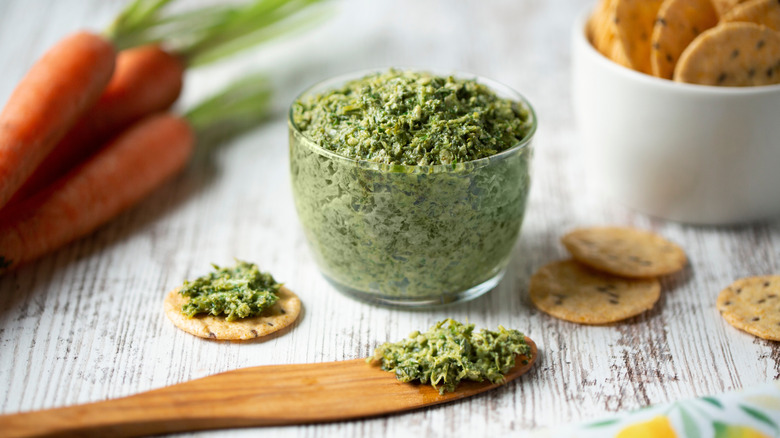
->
<box><xmin>106</xmin><ymin>0</ymin><xmax>327</xmax><ymax>66</ymax></box>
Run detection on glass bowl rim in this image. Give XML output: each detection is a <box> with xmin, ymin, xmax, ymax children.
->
<box><xmin>288</xmin><ymin>68</ymin><xmax>537</xmax><ymax>173</ymax></box>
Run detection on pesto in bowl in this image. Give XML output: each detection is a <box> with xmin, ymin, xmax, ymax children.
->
<box><xmin>289</xmin><ymin>69</ymin><xmax>536</xmax><ymax>306</ymax></box>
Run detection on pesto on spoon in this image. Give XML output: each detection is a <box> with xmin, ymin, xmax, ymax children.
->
<box><xmin>369</xmin><ymin>319</ymin><xmax>532</xmax><ymax>394</ymax></box>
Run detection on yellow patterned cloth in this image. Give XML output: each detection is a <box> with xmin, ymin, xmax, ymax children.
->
<box><xmin>535</xmin><ymin>381</ymin><xmax>780</xmax><ymax>438</ymax></box>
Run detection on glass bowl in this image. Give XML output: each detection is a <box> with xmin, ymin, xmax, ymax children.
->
<box><xmin>289</xmin><ymin>70</ymin><xmax>537</xmax><ymax>307</ymax></box>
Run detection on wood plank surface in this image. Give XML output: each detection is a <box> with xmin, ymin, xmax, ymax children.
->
<box><xmin>0</xmin><ymin>0</ymin><xmax>778</xmax><ymax>437</ymax></box>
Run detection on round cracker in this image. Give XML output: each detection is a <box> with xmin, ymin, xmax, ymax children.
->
<box><xmin>674</xmin><ymin>22</ymin><xmax>780</xmax><ymax>86</ymax></box>
<box><xmin>561</xmin><ymin>227</ymin><xmax>687</xmax><ymax>278</ymax></box>
<box><xmin>721</xmin><ymin>0</ymin><xmax>780</xmax><ymax>32</ymax></box>
<box><xmin>590</xmin><ymin>0</ymin><xmax>618</xmax><ymax>51</ymax></box>
<box><xmin>164</xmin><ymin>286</ymin><xmax>301</xmax><ymax>340</ymax></box>
<box><xmin>589</xmin><ymin>0</ymin><xmax>634</xmax><ymax>69</ymax></box>
<box><xmin>587</xmin><ymin>0</ymin><xmax>616</xmax><ymax>55</ymax></box>
<box><xmin>587</xmin><ymin>0</ymin><xmax>613</xmax><ymax>46</ymax></box>
<box><xmin>529</xmin><ymin>260</ymin><xmax>661</xmax><ymax>325</ymax></box>
<box><xmin>651</xmin><ymin>0</ymin><xmax>719</xmax><ymax>79</ymax></box>
<box><xmin>712</xmin><ymin>0</ymin><xmax>751</xmax><ymax>16</ymax></box>
<box><xmin>717</xmin><ymin>276</ymin><xmax>780</xmax><ymax>341</ymax></box>
<box><xmin>615</xmin><ymin>0</ymin><xmax>665</xmax><ymax>74</ymax></box>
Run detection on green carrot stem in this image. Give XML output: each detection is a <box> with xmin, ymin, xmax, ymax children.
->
<box><xmin>106</xmin><ymin>0</ymin><xmax>327</xmax><ymax>67</ymax></box>
<box><xmin>183</xmin><ymin>0</ymin><xmax>327</xmax><ymax>67</ymax></box>
<box><xmin>105</xmin><ymin>0</ymin><xmax>175</xmax><ymax>50</ymax></box>
<box><xmin>185</xmin><ymin>74</ymin><xmax>273</xmax><ymax>139</ymax></box>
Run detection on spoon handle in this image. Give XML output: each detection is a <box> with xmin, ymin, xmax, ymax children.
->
<box><xmin>0</xmin><ymin>359</ymin><xmax>376</xmax><ymax>437</ymax></box>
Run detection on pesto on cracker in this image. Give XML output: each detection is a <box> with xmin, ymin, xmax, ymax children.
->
<box><xmin>177</xmin><ymin>260</ymin><xmax>281</xmax><ymax>321</ymax></box>
<box><xmin>164</xmin><ymin>261</ymin><xmax>301</xmax><ymax>340</ymax></box>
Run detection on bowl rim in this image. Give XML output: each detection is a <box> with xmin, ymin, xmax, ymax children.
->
<box><xmin>573</xmin><ymin>6</ymin><xmax>780</xmax><ymax>95</ymax></box>
<box><xmin>288</xmin><ymin>68</ymin><xmax>537</xmax><ymax>173</ymax></box>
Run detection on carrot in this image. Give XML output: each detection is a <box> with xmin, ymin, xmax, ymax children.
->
<box><xmin>0</xmin><ymin>114</ymin><xmax>193</xmax><ymax>274</ymax></box>
<box><xmin>0</xmin><ymin>31</ymin><xmax>115</xmax><ymax>211</ymax></box>
<box><xmin>1</xmin><ymin>0</ymin><xmax>325</xmax><ymax>209</ymax></box>
<box><xmin>7</xmin><ymin>45</ymin><xmax>184</xmax><ymax>205</ymax></box>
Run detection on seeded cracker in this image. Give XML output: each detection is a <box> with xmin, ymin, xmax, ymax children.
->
<box><xmin>712</xmin><ymin>0</ymin><xmax>751</xmax><ymax>16</ymax></box>
<box><xmin>717</xmin><ymin>276</ymin><xmax>780</xmax><ymax>341</ymax></box>
<box><xmin>562</xmin><ymin>227</ymin><xmax>687</xmax><ymax>278</ymax></box>
<box><xmin>587</xmin><ymin>0</ymin><xmax>613</xmax><ymax>46</ymax></box>
<box><xmin>164</xmin><ymin>286</ymin><xmax>301</xmax><ymax>340</ymax></box>
<box><xmin>589</xmin><ymin>0</ymin><xmax>634</xmax><ymax>68</ymax></box>
<box><xmin>675</xmin><ymin>22</ymin><xmax>780</xmax><ymax>86</ymax></box>
<box><xmin>529</xmin><ymin>260</ymin><xmax>661</xmax><ymax>324</ymax></box>
<box><xmin>721</xmin><ymin>0</ymin><xmax>780</xmax><ymax>32</ymax></box>
<box><xmin>615</xmin><ymin>0</ymin><xmax>665</xmax><ymax>74</ymax></box>
<box><xmin>651</xmin><ymin>0</ymin><xmax>719</xmax><ymax>79</ymax></box>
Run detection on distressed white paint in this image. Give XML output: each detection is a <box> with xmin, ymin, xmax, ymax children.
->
<box><xmin>0</xmin><ymin>1</ymin><xmax>778</xmax><ymax>437</ymax></box>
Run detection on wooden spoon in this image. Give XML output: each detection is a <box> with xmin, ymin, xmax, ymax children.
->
<box><xmin>0</xmin><ymin>338</ymin><xmax>536</xmax><ymax>437</ymax></box>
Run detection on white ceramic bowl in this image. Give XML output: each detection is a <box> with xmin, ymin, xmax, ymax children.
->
<box><xmin>571</xmin><ymin>9</ymin><xmax>780</xmax><ymax>225</ymax></box>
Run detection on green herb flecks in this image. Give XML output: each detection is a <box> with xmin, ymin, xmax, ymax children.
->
<box><xmin>292</xmin><ymin>69</ymin><xmax>532</xmax><ymax>165</ymax></box>
<box><xmin>369</xmin><ymin>319</ymin><xmax>531</xmax><ymax>394</ymax></box>
<box><xmin>178</xmin><ymin>260</ymin><xmax>281</xmax><ymax>321</ymax></box>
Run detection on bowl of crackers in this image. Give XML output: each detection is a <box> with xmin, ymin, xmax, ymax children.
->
<box><xmin>572</xmin><ymin>0</ymin><xmax>780</xmax><ymax>225</ymax></box>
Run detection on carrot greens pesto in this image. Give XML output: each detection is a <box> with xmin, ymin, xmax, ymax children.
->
<box><xmin>292</xmin><ymin>69</ymin><xmax>532</xmax><ymax>165</ymax></box>
<box><xmin>370</xmin><ymin>319</ymin><xmax>531</xmax><ymax>394</ymax></box>
<box><xmin>290</xmin><ymin>69</ymin><xmax>535</xmax><ymax>302</ymax></box>
<box><xmin>178</xmin><ymin>260</ymin><xmax>281</xmax><ymax>321</ymax></box>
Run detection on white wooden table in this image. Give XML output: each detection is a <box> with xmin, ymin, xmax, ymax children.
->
<box><xmin>1</xmin><ymin>1</ymin><xmax>777</xmax><ymax>436</ymax></box>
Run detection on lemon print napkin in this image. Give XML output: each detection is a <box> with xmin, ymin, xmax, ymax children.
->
<box><xmin>535</xmin><ymin>381</ymin><xmax>780</xmax><ymax>437</ymax></box>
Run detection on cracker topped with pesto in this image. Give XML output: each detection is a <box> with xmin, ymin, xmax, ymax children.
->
<box><xmin>369</xmin><ymin>319</ymin><xmax>533</xmax><ymax>394</ymax></box>
<box><xmin>164</xmin><ymin>261</ymin><xmax>301</xmax><ymax>341</ymax></box>
<box><xmin>292</xmin><ymin>69</ymin><xmax>532</xmax><ymax>165</ymax></box>
<box><xmin>179</xmin><ymin>260</ymin><xmax>281</xmax><ymax>321</ymax></box>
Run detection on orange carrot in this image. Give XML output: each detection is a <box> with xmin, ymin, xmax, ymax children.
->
<box><xmin>0</xmin><ymin>31</ymin><xmax>115</xmax><ymax>210</ymax></box>
<box><xmin>0</xmin><ymin>113</ymin><xmax>193</xmax><ymax>273</ymax></box>
<box><xmin>7</xmin><ymin>45</ymin><xmax>184</xmax><ymax>205</ymax></box>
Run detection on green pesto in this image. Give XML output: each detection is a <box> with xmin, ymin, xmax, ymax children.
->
<box><xmin>178</xmin><ymin>261</ymin><xmax>281</xmax><ymax>321</ymax></box>
<box><xmin>290</xmin><ymin>70</ymin><xmax>534</xmax><ymax>301</ymax></box>
<box><xmin>370</xmin><ymin>319</ymin><xmax>531</xmax><ymax>394</ymax></box>
<box><xmin>290</xmin><ymin>125</ymin><xmax>531</xmax><ymax>300</ymax></box>
<box><xmin>292</xmin><ymin>69</ymin><xmax>532</xmax><ymax>166</ymax></box>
